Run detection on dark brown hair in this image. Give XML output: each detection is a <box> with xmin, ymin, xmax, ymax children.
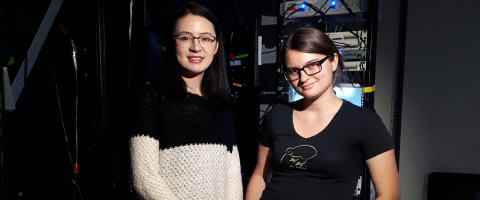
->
<box><xmin>281</xmin><ymin>28</ymin><xmax>345</xmax><ymax>84</ymax></box>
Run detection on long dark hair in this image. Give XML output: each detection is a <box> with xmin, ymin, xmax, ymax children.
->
<box><xmin>280</xmin><ymin>28</ymin><xmax>345</xmax><ymax>85</ymax></box>
<box><xmin>160</xmin><ymin>2</ymin><xmax>229</xmax><ymax>103</ymax></box>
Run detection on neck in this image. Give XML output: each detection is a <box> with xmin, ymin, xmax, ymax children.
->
<box><xmin>297</xmin><ymin>87</ymin><xmax>342</xmax><ymax>113</ymax></box>
<box><xmin>182</xmin><ymin>73</ymin><xmax>204</xmax><ymax>96</ymax></box>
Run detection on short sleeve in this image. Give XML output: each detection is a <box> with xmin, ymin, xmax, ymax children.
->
<box><xmin>357</xmin><ymin>110</ymin><xmax>395</xmax><ymax>160</ymax></box>
<box><xmin>258</xmin><ymin>108</ymin><xmax>274</xmax><ymax>148</ymax></box>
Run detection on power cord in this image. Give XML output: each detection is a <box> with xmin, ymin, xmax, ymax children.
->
<box><xmin>50</xmin><ymin>38</ymin><xmax>84</xmax><ymax>200</ymax></box>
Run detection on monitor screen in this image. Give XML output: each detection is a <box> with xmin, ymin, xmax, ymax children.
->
<box><xmin>289</xmin><ymin>85</ymin><xmax>363</xmax><ymax>107</ymax></box>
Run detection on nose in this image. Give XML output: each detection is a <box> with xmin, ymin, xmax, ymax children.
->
<box><xmin>298</xmin><ymin>70</ymin><xmax>310</xmax><ymax>82</ymax></box>
<box><xmin>190</xmin><ymin>38</ymin><xmax>202</xmax><ymax>52</ymax></box>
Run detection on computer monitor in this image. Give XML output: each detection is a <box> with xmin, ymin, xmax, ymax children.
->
<box><xmin>289</xmin><ymin>84</ymin><xmax>363</xmax><ymax>107</ymax></box>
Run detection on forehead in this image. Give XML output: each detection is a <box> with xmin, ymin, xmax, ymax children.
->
<box><xmin>174</xmin><ymin>14</ymin><xmax>216</xmax><ymax>35</ymax></box>
<box><xmin>285</xmin><ymin>50</ymin><xmax>323</xmax><ymax>68</ymax></box>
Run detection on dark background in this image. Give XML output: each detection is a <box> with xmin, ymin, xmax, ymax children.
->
<box><xmin>2</xmin><ymin>0</ymin><xmax>479</xmax><ymax>199</ymax></box>
<box><xmin>0</xmin><ymin>0</ymin><xmax>264</xmax><ymax>199</ymax></box>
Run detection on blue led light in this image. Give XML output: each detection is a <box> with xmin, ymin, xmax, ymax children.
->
<box><xmin>299</xmin><ymin>3</ymin><xmax>306</xmax><ymax>11</ymax></box>
<box><xmin>330</xmin><ymin>1</ymin><xmax>337</xmax><ymax>8</ymax></box>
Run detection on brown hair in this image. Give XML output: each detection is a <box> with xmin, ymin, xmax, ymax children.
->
<box><xmin>281</xmin><ymin>28</ymin><xmax>345</xmax><ymax>84</ymax></box>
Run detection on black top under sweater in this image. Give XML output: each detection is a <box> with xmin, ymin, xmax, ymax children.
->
<box><xmin>130</xmin><ymin>86</ymin><xmax>243</xmax><ymax>200</ymax></box>
<box><xmin>259</xmin><ymin>100</ymin><xmax>394</xmax><ymax>200</ymax></box>
<box><xmin>133</xmin><ymin>87</ymin><xmax>236</xmax><ymax>150</ymax></box>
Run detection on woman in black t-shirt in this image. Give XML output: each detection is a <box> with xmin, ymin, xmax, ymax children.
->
<box><xmin>245</xmin><ymin>28</ymin><xmax>400</xmax><ymax>200</ymax></box>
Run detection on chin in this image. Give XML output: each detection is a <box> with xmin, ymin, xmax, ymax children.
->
<box><xmin>180</xmin><ymin>64</ymin><xmax>208</xmax><ymax>74</ymax></box>
<box><xmin>298</xmin><ymin>89</ymin><xmax>317</xmax><ymax>96</ymax></box>
<box><xmin>188</xmin><ymin>66</ymin><xmax>208</xmax><ymax>73</ymax></box>
<box><xmin>300</xmin><ymin>90</ymin><xmax>324</xmax><ymax>100</ymax></box>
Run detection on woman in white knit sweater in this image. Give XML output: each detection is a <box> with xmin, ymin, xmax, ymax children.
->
<box><xmin>129</xmin><ymin>2</ymin><xmax>243</xmax><ymax>200</ymax></box>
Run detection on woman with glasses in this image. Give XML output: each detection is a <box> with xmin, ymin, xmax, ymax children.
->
<box><xmin>130</xmin><ymin>2</ymin><xmax>242</xmax><ymax>200</ymax></box>
<box><xmin>245</xmin><ymin>28</ymin><xmax>400</xmax><ymax>200</ymax></box>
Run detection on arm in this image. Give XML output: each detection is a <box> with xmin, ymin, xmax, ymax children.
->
<box><xmin>366</xmin><ymin>149</ymin><xmax>400</xmax><ymax>200</ymax></box>
<box><xmin>130</xmin><ymin>87</ymin><xmax>178</xmax><ymax>200</ymax></box>
<box><xmin>130</xmin><ymin>137</ymin><xmax>178</xmax><ymax>200</ymax></box>
<box><xmin>245</xmin><ymin>144</ymin><xmax>273</xmax><ymax>200</ymax></box>
<box><xmin>226</xmin><ymin>146</ymin><xmax>243</xmax><ymax>200</ymax></box>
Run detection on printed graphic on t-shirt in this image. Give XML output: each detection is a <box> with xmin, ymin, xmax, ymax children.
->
<box><xmin>280</xmin><ymin>145</ymin><xmax>317</xmax><ymax>169</ymax></box>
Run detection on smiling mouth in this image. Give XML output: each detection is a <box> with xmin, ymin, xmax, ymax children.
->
<box><xmin>188</xmin><ymin>56</ymin><xmax>204</xmax><ymax>63</ymax></box>
<box><xmin>301</xmin><ymin>82</ymin><xmax>316</xmax><ymax>89</ymax></box>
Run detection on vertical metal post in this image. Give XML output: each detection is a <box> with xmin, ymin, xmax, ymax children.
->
<box><xmin>254</xmin><ymin>18</ymin><xmax>260</xmax><ymax>87</ymax></box>
<box><xmin>390</xmin><ymin>0</ymin><xmax>408</xmax><ymax>170</ymax></box>
<box><xmin>364</xmin><ymin>0</ymin><xmax>379</xmax><ymax>110</ymax></box>
<box><xmin>361</xmin><ymin>0</ymin><xmax>380</xmax><ymax>199</ymax></box>
<box><xmin>275</xmin><ymin>0</ymin><xmax>286</xmax><ymax>103</ymax></box>
<box><xmin>97</xmin><ymin>0</ymin><xmax>107</xmax><ymax>136</ymax></box>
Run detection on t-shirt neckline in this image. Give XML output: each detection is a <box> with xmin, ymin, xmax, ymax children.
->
<box><xmin>290</xmin><ymin>100</ymin><xmax>346</xmax><ymax>139</ymax></box>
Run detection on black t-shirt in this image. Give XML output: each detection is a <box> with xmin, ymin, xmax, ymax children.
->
<box><xmin>259</xmin><ymin>100</ymin><xmax>394</xmax><ymax>200</ymax></box>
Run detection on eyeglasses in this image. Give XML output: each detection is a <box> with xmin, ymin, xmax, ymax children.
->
<box><xmin>173</xmin><ymin>34</ymin><xmax>218</xmax><ymax>49</ymax></box>
<box><xmin>283</xmin><ymin>56</ymin><xmax>330</xmax><ymax>81</ymax></box>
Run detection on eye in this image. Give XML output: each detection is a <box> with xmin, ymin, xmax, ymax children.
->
<box><xmin>179</xmin><ymin>36</ymin><xmax>191</xmax><ymax>41</ymax></box>
<box><xmin>307</xmin><ymin>62</ymin><xmax>317</xmax><ymax>68</ymax></box>
<box><xmin>201</xmin><ymin>37</ymin><xmax>213</xmax><ymax>42</ymax></box>
<box><xmin>289</xmin><ymin>69</ymin><xmax>299</xmax><ymax>74</ymax></box>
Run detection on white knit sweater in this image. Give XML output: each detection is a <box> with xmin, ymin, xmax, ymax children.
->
<box><xmin>130</xmin><ymin>89</ymin><xmax>243</xmax><ymax>200</ymax></box>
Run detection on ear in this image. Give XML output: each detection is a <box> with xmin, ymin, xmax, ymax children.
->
<box><xmin>331</xmin><ymin>53</ymin><xmax>339</xmax><ymax>71</ymax></box>
<box><xmin>214</xmin><ymin>40</ymin><xmax>219</xmax><ymax>54</ymax></box>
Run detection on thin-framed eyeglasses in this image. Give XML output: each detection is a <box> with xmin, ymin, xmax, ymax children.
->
<box><xmin>283</xmin><ymin>56</ymin><xmax>330</xmax><ymax>81</ymax></box>
<box><xmin>173</xmin><ymin>34</ymin><xmax>218</xmax><ymax>49</ymax></box>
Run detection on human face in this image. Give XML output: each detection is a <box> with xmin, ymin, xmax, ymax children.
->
<box><xmin>285</xmin><ymin>50</ymin><xmax>338</xmax><ymax>100</ymax></box>
<box><xmin>174</xmin><ymin>14</ymin><xmax>219</xmax><ymax>78</ymax></box>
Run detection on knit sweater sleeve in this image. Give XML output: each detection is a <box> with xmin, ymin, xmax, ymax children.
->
<box><xmin>130</xmin><ymin>87</ymin><xmax>178</xmax><ymax>200</ymax></box>
<box><xmin>226</xmin><ymin>145</ymin><xmax>243</xmax><ymax>200</ymax></box>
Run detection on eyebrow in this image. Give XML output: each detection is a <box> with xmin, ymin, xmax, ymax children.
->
<box><xmin>176</xmin><ymin>31</ymin><xmax>214</xmax><ymax>36</ymax></box>
<box><xmin>287</xmin><ymin>59</ymin><xmax>319</xmax><ymax>69</ymax></box>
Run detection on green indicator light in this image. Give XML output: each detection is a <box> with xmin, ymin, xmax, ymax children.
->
<box><xmin>235</xmin><ymin>54</ymin><xmax>249</xmax><ymax>59</ymax></box>
<box><xmin>7</xmin><ymin>56</ymin><xmax>15</xmax><ymax>66</ymax></box>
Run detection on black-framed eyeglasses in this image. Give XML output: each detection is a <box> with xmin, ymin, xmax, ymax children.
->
<box><xmin>173</xmin><ymin>34</ymin><xmax>218</xmax><ymax>49</ymax></box>
<box><xmin>283</xmin><ymin>56</ymin><xmax>330</xmax><ymax>81</ymax></box>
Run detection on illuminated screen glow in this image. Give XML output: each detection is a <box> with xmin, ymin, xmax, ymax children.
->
<box><xmin>290</xmin><ymin>86</ymin><xmax>362</xmax><ymax>107</ymax></box>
